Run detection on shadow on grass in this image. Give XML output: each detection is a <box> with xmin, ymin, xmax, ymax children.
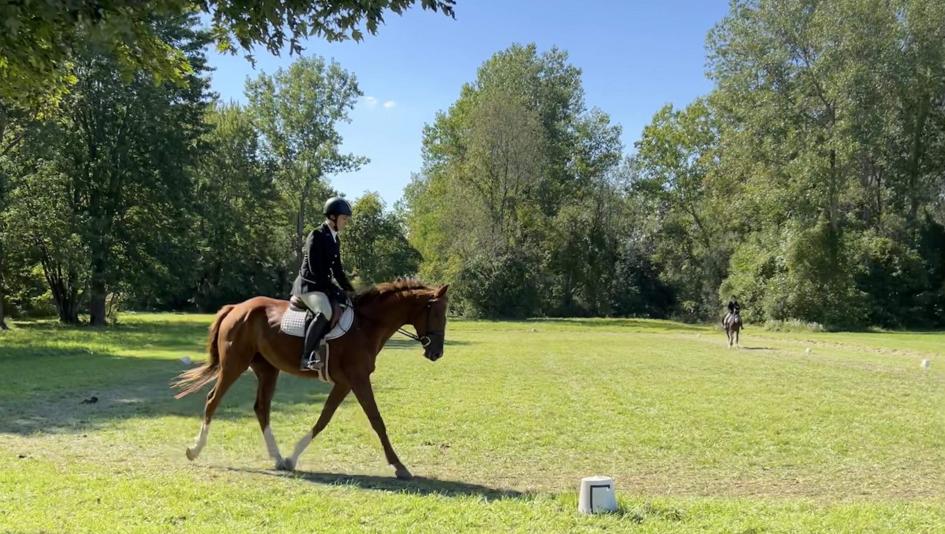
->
<box><xmin>0</xmin><ymin>344</ymin><xmax>330</xmax><ymax>436</ymax></box>
<box><xmin>7</xmin><ymin>319</ymin><xmax>208</xmax><ymax>355</ymax></box>
<box><xmin>382</xmin><ymin>338</ymin><xmax>472</xmax><ymax>350</ymax></box>
<box><xmin>0</xmin><ymin>317</ymin><xmax>459</xmax><ymax>436</ymax></box>
<box><xmin>612</xmin><ymin>502</ymin><xmax>687</xmax><ymax>523</ymax></box>
<box><xmin>8</xmin><ymin>318</ymin><xmax>474</xmax><ymax>354</ymax></box>
<box><xmin>224</xmin><ymin>466</ymin><xmax>526</xmax><ymax>500</ymax></box>
<box><xmin>12</xmin><ymin>319</ymin><xmax>207</xmax><ymax>332</ymax></box>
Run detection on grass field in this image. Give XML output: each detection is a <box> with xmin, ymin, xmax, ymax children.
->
<box><xmin>1</xmin><ymin>314</ymin><xmax>943</xmax><ymax>533</ymax></box>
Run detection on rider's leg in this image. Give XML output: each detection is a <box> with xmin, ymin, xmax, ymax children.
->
<box><xmin>300</xmin><ymin>313</ymin><xmax>330</xmax><ymax>370</ymax></box>
<box><xmin>298</xmin><ymin>292</ymin><xmax>334</xmax><ymax>371</ymax></box>
<box><xmin>299</xmin><ymin>292</ymin><xmax>334</xmax><ymax>322</ymax></box>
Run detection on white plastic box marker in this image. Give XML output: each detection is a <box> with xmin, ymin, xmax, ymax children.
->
<box><xmin>578</xmin><ymin>475</ymin><xmax>617</xmax><ymax>514</ymax></box>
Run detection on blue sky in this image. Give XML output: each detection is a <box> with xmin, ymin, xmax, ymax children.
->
<box><xmin>205</xmin><ymin>0</ymin><xmax>730</xmax><ymax>205</ymax></box>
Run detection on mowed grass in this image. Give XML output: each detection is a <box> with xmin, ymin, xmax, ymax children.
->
<box><xmin>1</xmin><ymin>314</ymin><xmax>943</xmax><ymax>533</ymax></box>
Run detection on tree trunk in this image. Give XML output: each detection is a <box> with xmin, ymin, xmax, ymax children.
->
<box><xmin>0</xmin><ymin>244</ymin><xmax>7</xmax><ymax>330</ymax></box>
<box><xmin>89</xmin><ymin>279</ymin><xmax>107</xmax><ymax>326</ymax></box>
<box><xmin>62</xmin><ymin>302</ymin><xmax>77</xmax><ymax>324</ymax></box>
<box><xmin>55</xmin><ymin>289</ymin><xmax>80</xmax><ymax>324</ymax></box>
<box><xmin>907</xmin><ymin>96</ymin><xmax>929</xmax><ymax>235</ymax></box>
<box><xmin>38</xmin><ymin>248</ymin><xmax>80</xmax><ymax>324</ymax></box>
<box><xmin>0</xmin><ymin>297</ymin><xmax>8</xmax><ymax>330</ymax></box>
<box><xmin>89</xmin><ymin>247</ymin><xmax>108</xmax><ymax>326</ymax></box>
<box><xmin>828</xmin><ymin>149</ymin><xmax>840</xmax><ymax>235</ymax></box>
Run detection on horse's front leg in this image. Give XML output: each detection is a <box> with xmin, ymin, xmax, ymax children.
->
<box><xmin>281</xmin><ymin>382</ymin><xmax>351</xmax><ymax>471</ymax></box>
<box><xmin>351</xmin><ymin>378</ymin><xmax>411</xmax><ymax>480</ymax></box>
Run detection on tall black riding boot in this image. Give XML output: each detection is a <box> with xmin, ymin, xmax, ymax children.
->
<box><xmin>300</xmin><ymin>313</ymin><xmax>330</xmax><ymax>371</ymax></box>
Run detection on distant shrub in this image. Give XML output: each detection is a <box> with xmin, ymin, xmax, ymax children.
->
<box><xmin>763</xmin><ymin>319</ymin><xmax>826</xmax><ymax>332</ymax></box>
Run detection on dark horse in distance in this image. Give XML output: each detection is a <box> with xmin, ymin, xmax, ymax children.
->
<box><xmin>724</xmin><ymin>310</ymin><xmax>742</xmax><ymax>348</ymax></box>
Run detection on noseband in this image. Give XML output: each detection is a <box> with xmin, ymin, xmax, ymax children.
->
<box><xmin>397</xmin><ymin>299</ymin><xmax>443</xmax><ymax>348</ymax></box>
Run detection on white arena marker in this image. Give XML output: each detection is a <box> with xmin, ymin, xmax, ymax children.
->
<box><xmin>578</xmin><ymin>475</ymin><xmax>617</xmax><ymax>514</ymax></box>
<box><xmin>921</xmin><ymin>359</ymin><xmax>931</xmax><ymax>370</ymax></box>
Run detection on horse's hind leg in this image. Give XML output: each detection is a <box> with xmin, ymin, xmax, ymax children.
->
<box><xmin>250</xmin><ymin>355</ymin><xmax>283</xmax><ymax>468</ymax></box>
<box><xmin>186</xmin><ymin>345</ymin><xmax>253</xmax><ymax>461</ymax></box>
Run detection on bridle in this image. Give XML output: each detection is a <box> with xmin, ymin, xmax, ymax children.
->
<box><xmin>397</xmin><ymin>298</ymin><xmax>443</xmax><ymax>348</ymax></box>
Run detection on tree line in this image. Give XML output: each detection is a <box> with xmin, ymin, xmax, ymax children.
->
<box><xmin>2</xmin><ymin>0</ymin><xmax>945</xmax><ymax>329</ymax></box>
<box><xmin>0</xmin><ymin>14</ymin><xmax>420</xmax><ymax>327</ymax></box>
<box><xmin>403</xmin><ymin>0</ymin><xmax>945</xmax><ymax>328</ymax></box>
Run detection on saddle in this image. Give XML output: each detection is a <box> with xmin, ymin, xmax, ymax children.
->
<box><xmin>280</xmin><ymin>299</ymin><xmax>354</xmax><ymax>340</ymax></box>
<box><xmin>281</xmin><ymin>298</ymin><xmax>354</xmax><ymax>384</ymax></box>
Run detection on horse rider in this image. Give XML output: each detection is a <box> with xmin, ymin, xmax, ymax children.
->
<box><xmin>723</xmin><ymin>296</ymin><xmax>741</xmax><ymax>328</ymax></box>
<box><xmin>292</xmin><ymin>196</ymin><xmax>355</xmax><ymax>372</ymax></box>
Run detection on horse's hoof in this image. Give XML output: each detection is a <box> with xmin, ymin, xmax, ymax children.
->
<box><xmin>394</xmin><ymin>464</ymin><xmax>413</xmax><ymax>480</ymax></box>
<box><xmin>185</xmin><ymin>447</ymin><xmax>197</xmax><ymax>461</ymax></box>
<box><xmin>277</xmin><ymin>458</ymin><xmax>295</xmax><ymax>471</ymax></box>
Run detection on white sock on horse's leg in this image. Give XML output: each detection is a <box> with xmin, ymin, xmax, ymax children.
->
<box><xmin>286</xmin><ymin>431</ymin><xmax>313</xmax><ymax>468</ymax></box>
<box><xmin>186</xmin><ymin>421</ymin><xmax>210</xmax><ymax>460</ymax></box>
<box><xmin>263</xmin><ymin>426</ymin><xmax>283</xmax><ymax>463</ymax></box>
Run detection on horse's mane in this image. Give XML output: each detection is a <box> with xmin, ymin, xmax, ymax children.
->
<box><xmin>353</xmin><ymin>279</ymin><xmax>432</xmax><ymax>308</ymax></box>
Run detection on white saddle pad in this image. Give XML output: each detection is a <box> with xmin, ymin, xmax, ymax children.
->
<box><xmin>280</xmin><ymin>306</ymin><xmax>354</xmax><ymax>340</ymax></box>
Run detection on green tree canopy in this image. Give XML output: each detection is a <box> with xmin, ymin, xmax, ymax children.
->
<box><xmin>0</xmin><ymin>0</ymin><xmax>456</xmax><ymax>110</ymax></box>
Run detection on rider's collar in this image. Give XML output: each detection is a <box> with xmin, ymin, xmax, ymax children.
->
<box><xmin>325</xmin><ymin>219</ymin><xmax>338</xmax><ymax>241</ymax></box>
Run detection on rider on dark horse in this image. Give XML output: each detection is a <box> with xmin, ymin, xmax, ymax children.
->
<box><xmin>723</xmin><ymin>296</ymin><xmax>741</xmax><ymax>328</ymax></box>
<box><xmin>292</xmin><ymin>197</ymin><xmax>355</xmax><ymax>372</ymax></box>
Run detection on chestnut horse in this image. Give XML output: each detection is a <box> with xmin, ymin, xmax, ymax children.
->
<box><xmin>172</xmin><ymin>280</ymin><xmax>449</xmax><ymax>480</ymax></box>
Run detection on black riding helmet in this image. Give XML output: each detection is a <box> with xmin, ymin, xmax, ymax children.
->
<box><xmin>324</xmin><ymin>196</ymin><xmax>353</xmax><ymax>218</ymax></box>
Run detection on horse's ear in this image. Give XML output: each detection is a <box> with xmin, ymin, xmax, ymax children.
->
<box><xmin>434</xmin><ymin>285</ymin><xmax>449</xmax><ymax>298</ymax></box>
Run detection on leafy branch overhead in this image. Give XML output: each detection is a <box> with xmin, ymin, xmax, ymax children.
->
<box><xmin>204</xmin><ymin>0</ymin><xmax>456</xmax><ymax>56</ymax></box>
<box><xmin>0</xmin><ymin>0</ymin><xmax>456</xmax><ymax>107</ymax></box>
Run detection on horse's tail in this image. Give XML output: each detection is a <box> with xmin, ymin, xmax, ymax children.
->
<box><xmin>172</xmin><ymin>305</ymin><xmax>235</xmax><ymax>399</ymax></box>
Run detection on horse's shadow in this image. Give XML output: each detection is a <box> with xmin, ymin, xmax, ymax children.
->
<box><xmin>0</xmin><ymin>343</ymin><xmax>330</xmax><ymax>435</ymax></box>
<box><xmin>222</xmin><ymin>466</ymin><xmax>525</xmax><ymax>501</ymax></box>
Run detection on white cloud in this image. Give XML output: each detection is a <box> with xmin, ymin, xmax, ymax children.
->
<box><xmin>383</xmin><ymin>100</ymin><xmax>397</xmax><ymax>109</ymax></box>
<box><xmin>362</xmin><ymin>96</ymin><xmax>379</xmax><ymax>108</ymax></box>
